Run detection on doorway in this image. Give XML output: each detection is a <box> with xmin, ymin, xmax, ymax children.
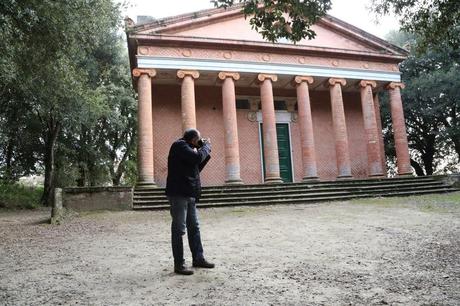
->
<box><xmin>259</xmin><ymin>123</ymin><xmax>294</xmax><ymax>183</ymax></box>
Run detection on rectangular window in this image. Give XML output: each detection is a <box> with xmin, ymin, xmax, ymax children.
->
<box><xmin>236</xmin><ymin>99</ymin><xmax>250</xmax><ymax>110</ymax></box>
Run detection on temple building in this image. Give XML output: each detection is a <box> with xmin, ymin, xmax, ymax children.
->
<box><xmin>125</xmin><ymin>5</ymin><xmax>412</xmax><ymax>187</ymax></box>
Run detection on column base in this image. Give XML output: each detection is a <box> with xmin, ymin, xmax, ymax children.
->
<box><xmin>264</xmin><ymin>177</ymin><xmax>283</xmax><ymax>184</ymax></box>
<box><xmin>225</xmin><ymin>179</ymin><xmax>244</xmax><ymax>185</ymax></box>
<box><xmin>397</xmin><ymin>172</ymin><xmax>413</xmax><ymax>177</ymax></box>
<box><xmin>368</xmin><ymin>173</ymin><xmax>385</xmax><ymax>178</ymax></box>
<box><xmin>337</xmin><ymin>175</ymin><xmax>353</xmax><ymax>180</ymax></box>
<box><xmin>302</xmin><ymin>176</ymin><xmax>319</xmax><ymax>183</ymax></box>
<box><xmin>135</xmin><ymin>181</ymin><xmax>157</xmax><ymax>189</ymax></box>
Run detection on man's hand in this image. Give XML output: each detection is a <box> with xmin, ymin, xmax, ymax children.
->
<box><xmin>203</xmin><ymin>138</ymin><xmax>211</xmax><ymax>150</ymax></box>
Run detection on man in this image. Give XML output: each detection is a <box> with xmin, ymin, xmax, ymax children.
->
<box><xmin>165</xmin><ymin>128</ymin><xmax>215</xmax><ymax>275</ymax></box>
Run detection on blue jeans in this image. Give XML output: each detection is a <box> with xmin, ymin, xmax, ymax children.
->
<box><xmin>168</xmin><ymin>196</ymin><xmax>204</xmax><ymax>266</ymax></box>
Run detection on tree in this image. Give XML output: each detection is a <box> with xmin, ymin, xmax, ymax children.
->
<box><xmin>0</xmin><ymin>0</ymin><xmax>122</xmax><ymax>205</ymax></box>
<box><xmin>212</xmin><ymin>0</ymin><xmax>331</xmax><ymax>42</ymax></box>
<box><xmin>372</xmin><ymin>0</ymin><xmax>460</xmax><ymax>52</ymax></box>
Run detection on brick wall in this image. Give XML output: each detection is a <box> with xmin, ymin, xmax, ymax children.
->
<box><xmin>152</xmin><ymin>84</ymin><xmax>369</xmax><ymax>187</ymax></box>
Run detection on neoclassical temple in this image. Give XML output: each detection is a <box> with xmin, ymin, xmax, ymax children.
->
<box><xmin>125</xmin><ymin>5</ymin><xmax>412</xmax><ymax>187</ymax></box>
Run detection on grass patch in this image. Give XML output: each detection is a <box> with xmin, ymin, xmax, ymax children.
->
<box><xmin>349</xmin><ymin>192</ymin><xmax>460</xmax><ymax>211</ymax></box>
<box><xmin>0</xmin><ymin>183</ymin><xmax>43</xmax><ymax>209</ymax></box>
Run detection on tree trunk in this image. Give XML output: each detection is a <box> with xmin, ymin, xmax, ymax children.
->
<box><xmin>41</xmin><ymin>118</ymin><xmax>61</xmax><ymax>206</ymax></box>
<box><xmin>421</xmin><ymin>134</ymin><xmax>436</xmax><ymax>176</ymax></box>
<box><xmin>4</xmin><ymin>137</ymin><xmax>14</xmax><ymax>182</ymax></box>
<box><xmin>76</xmin><ymin>164</ymin><xmax>86</xmax><ymax>187</ymax></box>
<box><xmin>410</xmin><ymin>159</ymin><xmax>425</xmax><ymax>176</ymax></box>
<box><xmin>452</xmin><ymin>137</ymin><xmax>460</xmax><ymax>161</ymax></box>
<box><xmin>112</xmin><ymin>135</ymin><xmax>135</xmax><ymax>186</ymax></box>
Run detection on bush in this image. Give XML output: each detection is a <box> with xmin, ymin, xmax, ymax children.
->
<box><xmin>0</xmin><ymin>183</ymin><xmax>43</xmax><ymax>209</ymax></box>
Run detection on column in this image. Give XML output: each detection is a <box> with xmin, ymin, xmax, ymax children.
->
<box><xmin>177</xmin><ymin>70</ymin><xmax>200</xmax><ymax>131</ymax></box>
<box><xmin>258</xmin><ymin>74</ymin><xmax>282</xmax><ymax>183</ymax></box>
<box><xmin>327</xmin><ymin>78</ymin><xmax>353</xmax><ymax>179</ymax></box>
<box><xmin>218</xmin><ymin>72</ymin><xmax>243</xmax><ymax>184</ymax></box>
<box><xmin>359</xmin><ymin>80</ymin><xmax>384</xmax><ymax>177</ymax></box>
<box><xmin>387</xmin><ymin>82</ymin><xmax>412</xmax><ymax>175</ymax></box>
<box><xmin>293</xmin><ymin>76</ymin><xmax>318</xmax><ymax>181</ymax></box>
<box><xmin>373</xmin><ymin>94</ymin><xmax>387</xmax><ymax>174</ymax></box>
<box><xmin>133</xmin><ymin>68</ymin><xmax>156</xmax><ymax>186</ymax></box>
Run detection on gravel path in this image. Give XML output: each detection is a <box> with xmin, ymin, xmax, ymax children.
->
<box><xmin>1</xmin><ymin>192</ymin><xmax>459</xmax><ymax>305</ymax></box>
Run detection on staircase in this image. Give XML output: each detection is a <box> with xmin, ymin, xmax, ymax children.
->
<box><xmin>133</xmin><ymin>175</ymin><xmax>458</xmax><ymax>210</ymax></box>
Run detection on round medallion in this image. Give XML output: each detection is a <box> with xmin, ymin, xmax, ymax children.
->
<box><xmin>139</xmin><ymin>46</ymin><xmax>149</xmax><ymax>55</ymax></box>
<box><xmin>262</xmin><ymin>54</ymin><xmax>271</xmax><ymax>62</ymax></box>
<box><xmin>332</xmin><ymin>60</ymin><xmax>339</xmax><ymax>67</ymax></box>
<box><xmin>223</xmin><ymin>51</ymin><xmax>232</xmax><ymax>59</ymax></box>
<box><xmin>298</xmin><ymin>57</ymin><xmax>306</xmax><ymax>64</ymax></box>
<box><xmin>181</xmin><ymin>49</ymin><xmax>192</xmax><ymax>57</ymax></box>
<box><xmin>247</xmin><ymin>112</ymin><xmax>257</xmax><ymax>122</ymax></box>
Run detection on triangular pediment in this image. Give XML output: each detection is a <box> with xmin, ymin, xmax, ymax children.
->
<box><xmin>131</xmin><ymin>6</ymin><xmax>406</xmax><ymax>56</ymax></box>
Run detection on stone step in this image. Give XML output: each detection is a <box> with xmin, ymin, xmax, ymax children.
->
<box><xmin>133</xmin><ymin>176</ymin><xmax>442</xmax><ymax>195</ymax></box>
<box><xmin>133</xmin><ymin>185</ymin><xmax>455</xmax><ymax>208</ymax></box>
<box><xmin>133</xmin><ymin>181</ymin><xmax>445</xmax><ymax>200</ymax></box>
<box><xmin>133</xmin><ymin>187</ymin><xmax>455</xmax><ymax>210</ymax></box>
<box><xmin>201</xmin><ymin>176</ymin><xmax>439</xmax><ymax>191</ymax></box>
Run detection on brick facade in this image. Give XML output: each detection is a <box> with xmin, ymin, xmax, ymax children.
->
<box><xmin>151</xmin><ymin>84</ymin><xmax>370</xmax><ymax>187</ymax></box>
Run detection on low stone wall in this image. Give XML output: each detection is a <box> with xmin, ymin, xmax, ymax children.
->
<box><xmin>51</xmin><ymin>186</ymin><xmax>133</xmax><ymax>224</ymax></box>
<box><xmin>433</xmin><ymin>174</ymin><xmax>460</xmax><ymax>189</ymax></box>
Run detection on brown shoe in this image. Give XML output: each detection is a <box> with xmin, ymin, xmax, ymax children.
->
<box><xmin>174</xmin><ymin>265</ymin><xmax>194</xmax><ymax>275</ymax></box>
<box><xmin>192</xmin><ymin>259</ymin><xmax>215</xmax><ymax>268</ymax></box>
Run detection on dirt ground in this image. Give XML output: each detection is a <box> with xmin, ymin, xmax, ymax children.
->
<box><xmin>1</xmin><ymin>192</ymin><xmax>459</xmax><ymax>305</ymax></box>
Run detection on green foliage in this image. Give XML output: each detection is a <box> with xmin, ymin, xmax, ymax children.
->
<box><xmin>0</xmin><ymin>183</ymin><xmax>43</xmax><ymax>209</ymax></box>
<box><xmin>372</xmin><ymin>0</ymin><xmax>460</xmax><ymax>52</ymax></box>
<box><xmin>0</xmin><ymin>0</ymin><xmax>137</xmax><ymax>205</ymax></box>
<box><xmin>212</xmin><ymin>0</ymin><xmax>331</xmax><ymax>43</ymax></box>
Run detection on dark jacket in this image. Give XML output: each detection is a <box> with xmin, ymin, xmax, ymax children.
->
<box><xmin>165</xmin><ymin>138</ymin><xmax>211</xmax><ymax>200</ymax></box>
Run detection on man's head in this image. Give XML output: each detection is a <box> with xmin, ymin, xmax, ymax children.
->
<box><xmin>183</xmin><ymin>128</ymin><xmax>201</xmax><ymax>147</ymax></box>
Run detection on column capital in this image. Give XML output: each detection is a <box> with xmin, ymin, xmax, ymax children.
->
<box><xmin>292</xmin><ymin>76</ymin><xmax>314</xmax><ymax>86</ymax></box>
<box><xmin>218</xmin><ymin>72</ymin><xmax>240</xmax><ymax>81</ymax></box>
<box><xmin>132</xmin><ymin>68</ymin><xmax>156</xmax><ymax>78</ymax></box>
<box><xmin>327</xmin><ymin>78</ymin><xmax>346</xmax><ymax>87</ymax></box>
<box><xmin>257</xmin><ymin>73</ymin><xmax>278</xmax><ymax>83</ymax></box>
<box><xmin>177</xmin><ymin>70</ymin><xmax>200</xmax><ymax>79</ymax></box>
<box><xmin>386</xmin><ymin>82</ymin><xmax>405</xmax><ymax>90</ymax></box>
<box><xmin>359</xmin><ymin>80</ymin><xmax>377</xmax><ymax>88</ymax></box>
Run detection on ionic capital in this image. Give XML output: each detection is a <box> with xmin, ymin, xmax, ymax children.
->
<box><xmin>132</xmin><ymin>68</ymin><xmax>156</xmax><ymax>78</ymax></box>
<box><xmin>292</xmin><ymin>76</ymin><xmax>314</xmax><ymax>86</ymax></box>
<box><xmin>386</xmin><ymin>82</ymin><xmax>405</xmax><ymax>90</ymax></box>
<box><xmin>359</xmin><ymin>80</ymin><xmax>377</xmax><ymax>88</ymax></box>
<box><xmin>218</xmin><ymin>72</ymin><xmax>240</xmax><ymax>81</ymax></box>
<box><xmin>177</xmin><ymin>70</ymin><xmax>200</xmax><ymax>79</ymax></box>
<box><xmin>327</xmin><ymin>78</ymin><xmax>346</xmax><ymax>87</ymax></box>
<box><xmin>257</xmin><ymin>73</ymin><xmax>278</xmax><ymax>83</ymax></box>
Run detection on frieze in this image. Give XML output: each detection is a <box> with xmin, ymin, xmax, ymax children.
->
<box><xmin>138</xmin><ymin>46</ymin><xmax>399</xmax><ymax>72</ymax></box>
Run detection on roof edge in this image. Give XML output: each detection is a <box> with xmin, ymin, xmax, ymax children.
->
<box><xmin>129</xmin><ymin>34</ymin><xmax>406</xmax><ymax>63</ymax></box>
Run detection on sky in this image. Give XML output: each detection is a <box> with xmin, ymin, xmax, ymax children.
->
<box><xmin>121</xmin><ymin>0</ymin><xmax>400</xmax><ymax>39</ymax></box>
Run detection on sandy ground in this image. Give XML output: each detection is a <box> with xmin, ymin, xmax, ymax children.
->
<box><xmin>0</xmin><ymin>192</ymin><xmax>459</xmax><ymax>305</ymax></box>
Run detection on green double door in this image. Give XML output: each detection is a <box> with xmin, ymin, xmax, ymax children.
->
<box><xmin>260</xmin><ymin>123</ymin><xmax>293</xmax><ymax>183</ymax></box>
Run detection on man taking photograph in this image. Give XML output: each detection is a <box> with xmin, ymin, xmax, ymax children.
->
<box><xmin>165</xmin><ymin>128</ymin><xmax>215</xmax><ymax>275</ymax></box>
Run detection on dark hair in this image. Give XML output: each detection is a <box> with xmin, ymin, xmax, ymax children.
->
<box><xmin>183</xmin><ymin>128</ymin><xmax>200</xmax><ymax>142</ymax></box>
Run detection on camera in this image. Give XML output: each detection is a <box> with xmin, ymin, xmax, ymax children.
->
<box><xmin>197</xmin><ymin>138</ymin><xmax>209</xmax><ymax>147</ymax></box>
